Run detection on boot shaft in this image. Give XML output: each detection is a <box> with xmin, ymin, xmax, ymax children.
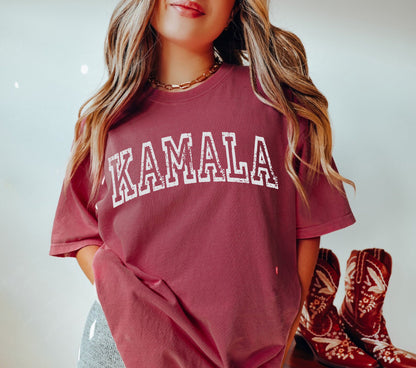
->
<box><xmin>306</xmin><ymin>248</ymin><xmax>340</xmax><ymax>309</ymax></box>
<box><xmin>342</xmin><ymin>248</ymin><xmax>392</xmax><ymax>335</ymax></box>
<box><xmin>302</xmin><ymin>248</ymin><xmax>340</xmax><ymax>330</ymax></box>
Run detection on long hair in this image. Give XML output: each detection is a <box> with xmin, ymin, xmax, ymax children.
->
<box><xmin>64</xmin><ymin>0</ymin><xmax>355</xmax><ymax>207</ymax></box>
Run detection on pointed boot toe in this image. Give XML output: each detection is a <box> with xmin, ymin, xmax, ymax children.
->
<box><xmin>295</xmin><ymin>331</ymin><xmax>379</xmax><ymax>368</ymax></box>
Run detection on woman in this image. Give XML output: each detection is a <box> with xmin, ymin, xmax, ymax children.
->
<box><xmin>50</xmin><ymin>0</ymin><xmax>356</xmax><ymax>367</ymax></box>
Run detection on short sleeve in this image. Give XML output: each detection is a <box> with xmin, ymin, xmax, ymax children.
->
<box><xmin>49</xmin><ymin>154</ymin><xmax>105</xmax><ymax>257</ymax></box>
<box><xmin>295</xmin><ymin>120</ymin><xmax>356</xmax><ymax>239</ymax></box>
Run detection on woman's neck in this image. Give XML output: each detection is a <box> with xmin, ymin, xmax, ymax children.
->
<box><xmin>153</xmin><ymin>40</ymin><xmax>216</xmax><ymax>91</ymax></box>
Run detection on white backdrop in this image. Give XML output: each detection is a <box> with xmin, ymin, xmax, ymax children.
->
<box><xmin>1</xmin><ymin>0</ymin><xmax>415</xmax><ymax>367</ymax></box>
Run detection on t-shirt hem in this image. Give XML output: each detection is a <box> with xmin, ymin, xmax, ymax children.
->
<box><xmin>94</xmin><ymin>284</ymin><xmax>101</xmax><ymax>305</ymax></box>
<box><xmin>296</xmin><ymin>212</ymin><xmax>356</xmax><ymax>239</ymax></box>
<box><xmin>49</xmin><ymin>239</ymin><xmax>104</xmax><ymax>258</ymax></box>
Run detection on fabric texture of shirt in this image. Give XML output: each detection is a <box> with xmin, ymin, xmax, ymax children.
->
<box><xmin>50</xmin><ymin>62</ymin><xmax>356</xmax><ymax>368</ymax></box>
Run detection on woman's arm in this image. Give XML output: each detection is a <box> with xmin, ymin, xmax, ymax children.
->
<box><xmin>281</xmin><ymin>237</ymin><xmax>321</xmax><ymax>367</ymax></box>
<box><xmin>76</xmin><ymin>245</ymin><xmax>100</xmax><ymax>285</ymax></box>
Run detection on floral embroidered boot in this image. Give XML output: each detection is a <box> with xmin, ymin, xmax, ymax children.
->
<box><xmin>295</xmin><ymin>248</ymin><xmax>378</xmax><ymax>368</ymax></box>
<box><xmin>340</xmin><ymin>248</ymin><xmax>416</xmax><ymax>368</ymax></box>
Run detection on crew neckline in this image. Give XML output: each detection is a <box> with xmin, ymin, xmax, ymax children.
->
<box><xmin>144</xmin><ymin>61</ymin><xmax>235</xmax><ymax>103</ymax></box>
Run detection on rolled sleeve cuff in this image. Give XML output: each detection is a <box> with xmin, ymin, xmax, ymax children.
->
<box><xmin>49</xmin><ymin>238</ymin><xmax>104</xmax><ymax>258</ymax></box>
<box><xmin>296</xmin><ymin>211</ymin><xmax>356</xmax><ymax>239</ymax></box>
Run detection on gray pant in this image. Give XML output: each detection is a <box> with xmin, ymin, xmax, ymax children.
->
<box><xmin>77</xmin><ymin>300</ymin><xmax>126</xmax><ymax>368</ymax></box>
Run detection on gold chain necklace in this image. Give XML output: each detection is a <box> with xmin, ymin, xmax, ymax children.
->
<box><xmin>148</xmin><ymin>57</ymin><xmax>223</xmax><ymax>91</ymax></box>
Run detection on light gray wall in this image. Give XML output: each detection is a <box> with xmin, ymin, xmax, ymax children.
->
<box><xmin>1</xmin><ymin>0</ymin><xmax>415</xmax><ymax>366</ymax></box>
<box><xmin>270</xmin><ymin>0</ymin><xmax>416</xmax><ymax>356</ymax></box>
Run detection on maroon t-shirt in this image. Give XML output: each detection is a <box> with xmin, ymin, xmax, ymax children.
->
<box><xmin>50</xmin><ymin>62</ymin><xmax>355</xmax><ymax>367</ymax></box>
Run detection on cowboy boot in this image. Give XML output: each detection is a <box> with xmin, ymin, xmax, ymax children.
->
<box><xmin>340</xmin><ymin>248</ymin><xmax>416</xmax><ymax>368</ymax></box>
<box><xmin>295</xmin><ymin>248</ymin><xmax>379</xmax><ymax>368</ymax></box>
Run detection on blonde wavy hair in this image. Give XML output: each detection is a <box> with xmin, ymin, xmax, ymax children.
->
<box><xmin>65</xmin><ymin>0</ymin><xmax>355</xmax><ymax>207</ymax></box>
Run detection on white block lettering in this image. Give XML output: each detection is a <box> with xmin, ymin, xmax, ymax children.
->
<box><xmin>162</xmin><ymin>134</ymin><xmax>197</xmax><ymax>188</ymax></box>
<box><xmin>139</xmin><ymin>141</ymin><xmax>165</xmax><ymax>195</ymax></box>
<box><xmin>108</xmin><ymin>148</ymin><xmax>137</xmax><ymax>208</ymax></box>
<box><xmin>198</xmin><ymin>132</ymin><xmax>226</xmax><ymax>183</ymax></box>
<box><xmin>222</xmin><ymin>132</ymin><xmax>249</xmax><ymax>183</ymax></box>
<box><xmin>250</xmin><ymin>136</ymin><xmax>278</xmax><ymax>189</ymax></box>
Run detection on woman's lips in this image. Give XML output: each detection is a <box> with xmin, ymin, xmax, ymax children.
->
<box><xmin>170</xmin><ymin>2</ymin><xmax>205</xmax><ymax>18</ymax></box>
